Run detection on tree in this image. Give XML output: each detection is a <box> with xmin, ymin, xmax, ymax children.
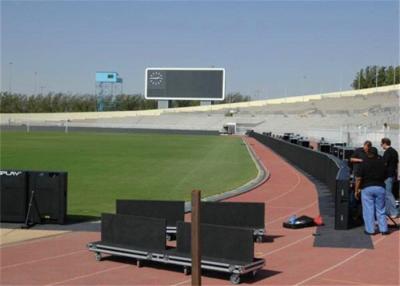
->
<box><xmin>219</xmin><ymin>92</ymin><xmax>251</xmax><ymax>104</ymax></box>
<box><xmin>385</xmin><ymin>66</ymin><xmax>395</xmax><ymax>85</ymax></box>
<box><xmin>377</xmin><ymin>66</ymin><xmax>386</xmax><ymax>87</ymax></box>
<box><xmin>352</xmin><ymin>65</ymin><xmax>399</xmax><ymax>89</ymax></box>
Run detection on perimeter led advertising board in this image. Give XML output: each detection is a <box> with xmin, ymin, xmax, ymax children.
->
<box><xmin>145</xmin><ymin>68</ymin><xmax>225</xmax><ymax>101</ymax></box>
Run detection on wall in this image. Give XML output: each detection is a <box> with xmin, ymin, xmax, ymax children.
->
<box><xmin>249</xmin><ymin>131</ymin><xmax>352</xmax><ymax>230</ymax></box>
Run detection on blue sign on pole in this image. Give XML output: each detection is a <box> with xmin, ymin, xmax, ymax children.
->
<box><xmin>96</xmin><ymin>72</ymin><xmax>118</xmax><ymax>83</ymax></box>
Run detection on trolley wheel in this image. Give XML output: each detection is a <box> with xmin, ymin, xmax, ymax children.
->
<box><xmin>95</xmin><ymin>252</ymin><xmax>102</xmax><ymax>261</ymax></box>
<box><xmin>136</xmin><ymin>260</ymin><xmax>143</xmax><ymax>268</ymax></box>
<box><xmin>183</xmin><ymin>266</ymin><xmax>191</xmax><ymax>275</ymax></box>
<box><xmin>166</xmin><ymin>234</ymin><xmax>172</xmax><ymax>241</ymax></box>
<box><xmin>252</xmin><ymin>270</ymin><xmax>258</xmax><ymax>278</ymax></box>
<box><xmin>230</xmin><ymin>274</ymin><xmax>241</xmax><ymax>285</ymax></box>
<box><xmin>255</xmin><ymin>235</ymin><xmax>263</xmax><ymax>243</ymax></box>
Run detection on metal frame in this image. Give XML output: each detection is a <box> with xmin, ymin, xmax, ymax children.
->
<box><xmin>166</xmin><ymin>226</ymin><xmax>177</xmax><ymax>241</ymax></box>
<box><xmin>165</xmin><ymin>227</ymin><xmax>265</xmax><ymax>242</ymax></box>
<box><xmin>144</xmin><ymin>67</ymin><xmax>225</xmax><ymax>101</ymax></box>
<box><xmin>87</xmin><ymin>242</ymin><xmax>264</xmax><ymax>284</ymax></box>
<box><xmin>166</xmin><ymin>226</ymin><xmax>176</xmax><ymax>234</ymax></box>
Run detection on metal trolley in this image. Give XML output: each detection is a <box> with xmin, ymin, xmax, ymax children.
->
<box><xmin>87</xmin><ymin>241</ymin><xmax>265</xmax><ymax>285</ymax></box>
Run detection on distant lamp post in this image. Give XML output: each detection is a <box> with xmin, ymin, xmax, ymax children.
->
<box><xmin>8</xmin><ymin>62</ymin><xmax>13</xmax><ymax>93</ymax></box>
<box><xmin>340</xmin><ymin>74</ymin><xmax>343</xmax><ymax>93</ymax></box>
<box><xmin>34</xmin><ymin>72</ymin><xmax>38</xmax><ymax>95</ymax></box>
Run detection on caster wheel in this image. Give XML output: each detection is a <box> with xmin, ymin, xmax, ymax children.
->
<box><xmin>136</xmin><ymin>260</ymin><xmax>142</xmax><ymax>268</ymax></box>
<box><xmin>183</xmin><ymin>266</ymin><xmax>191</xmax><ymax>275</ymax></box>
<box><xmin>95</xmin><ymin>252</ymin><xmax>102</xmax><ymax>261</ymax></box>
<box><xmin>256</xmin><ymin>235</ymin><xmax>263</xmax><ymax>243</ymax></box>
<box><xmin>166</xmin><ymin>234</ymin><xmax>172</xmax><ymax>241</ymax></box>
<box><xmin>252</xmin><ymin>270</ymin><xmax>258</xmax><ymax>278</ymax></box>
<box><xmin>230</xmin><ymin>274</ymin><xmax>240</xmax><ymax>285</ymax></box>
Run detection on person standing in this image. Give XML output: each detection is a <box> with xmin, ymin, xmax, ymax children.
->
<box><xmin>350</xmin><ymin>141</ymin><xmax>378</xmax><ymax>177</ymax></box>
<box><xmin>350</xmin><ymin>141</ymin><xmax>379</xmax><ymax>164</ymax></box>
<box><xmin>355</xmin><ymin>148</ymin><xmax>388</xmax><ymax>235</ymax></box>
<box><xmin>381</xmin><ymin>138</ymin><xmax>399</xmax><ymax>218</ymax></box>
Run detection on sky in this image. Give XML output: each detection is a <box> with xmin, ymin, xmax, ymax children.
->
<box><xmin>1</xmin><ymin>0</ymin><xmax>399</xmax><ymax>99</ymax></box>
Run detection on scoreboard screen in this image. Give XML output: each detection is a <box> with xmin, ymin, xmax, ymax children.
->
<box><xmin>145</xmin><ymin>68</ymin><xmax>225</xmax><ymax>101</ymax></box>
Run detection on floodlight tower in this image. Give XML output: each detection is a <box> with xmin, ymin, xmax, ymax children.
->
<box><xmin>95</xmin><ymin>72</ymin><xmax>123</xmax><ymax>111</ymax></box>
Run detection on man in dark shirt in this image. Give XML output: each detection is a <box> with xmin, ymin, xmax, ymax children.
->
<box><xmin>355</xmin><ymin>148</ymin><xmax>388</xmax><ymax>235</ymax></box>
<box><xmin>381</xmin><ymin>138</ymin><xmax>399</xmax><ymax>218</ymax></box>
<box><xmin>350</xmin><ymin>141</ymin><xmax>379</xmax><ymax>164</ymax></box>
<box><xmin>351</xmin><ymin>141</ymin><xmax>371</xmax><ymax>162</ymax></box>
<box><xmin>350</xmin><ymin>141</ymin><xmax>378</xmax><ymax>175</ymax></box>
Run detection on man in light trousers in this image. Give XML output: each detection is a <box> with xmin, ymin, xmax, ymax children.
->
<box><xmin>355</xmin><ymin>148</ymin><xmax>389</xmax><ymax>235</ymax></box>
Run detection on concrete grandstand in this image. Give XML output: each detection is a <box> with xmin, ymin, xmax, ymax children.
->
<box><xmin>1</xmin><ymin>85</ymin><xmax>399</xmax><ymax>149</ymax></box>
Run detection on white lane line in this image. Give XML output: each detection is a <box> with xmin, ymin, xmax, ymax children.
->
<box><xmin>251</xmin><ymin>138</ymin><xmax>304</xmax><ymax>203</ymax></box>
<box><xmin>265</xmin><ymin>169</ymin><xmax>302</xmax><ymax>204</ymax></box>
<box><xmin>294</xmin><ymin>236</ymin><xmax>387</xmax><ymax>286</ymax></box>
<box><xmin>258</xmin><ymin>235</ymin><xmax>313</xmax><ymax>258</ymax></box>
<box><xmin>321</xmin><ymin>278</ymin><xmax>366</xmax><ymax>285</ymax></box>
<box><xmin>249</xmin><ymin>139</ymin><xmax>317</xmax><ymax>213</ymax></box>
<box><xmin>0</xmin><ymin>249</ymin><xmax>86</xmax><ymax>270</ymax></box>
<box><xmin>46</xmin><ymin>264</ymin><xmax>130</xmax><ymax>286</ymax></box>
<box><xmin>170</xmin><ymin>278</ymin><xmax>191</xmax><ymax>286</ymax></box>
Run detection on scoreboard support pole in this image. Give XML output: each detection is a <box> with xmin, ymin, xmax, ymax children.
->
<box><xmin>157</xmin><ymin>100</ymin><xmax>170</xmax><ymax>109</ymax></box>
<box><xmin>200</xmin><ymin>101</ymin><xmax>212</xmax><ymax>106</ymax></box>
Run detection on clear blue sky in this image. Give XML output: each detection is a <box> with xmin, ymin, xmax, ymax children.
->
<box><xmin>1</xmin><ymin>0</ymin><xmax>398</xmax><ymax>98</ymax></box>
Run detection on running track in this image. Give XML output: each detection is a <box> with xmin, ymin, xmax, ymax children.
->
<box><xmin>1</xmin><ymin>137</ymin><xmax>399</xmax><ymax>285</ymax></box>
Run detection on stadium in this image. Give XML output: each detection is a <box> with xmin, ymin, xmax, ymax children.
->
<box><xmin>1</xmin><ymin>2</ymin><xmax>399</xmax><ymax>286</ymax></box>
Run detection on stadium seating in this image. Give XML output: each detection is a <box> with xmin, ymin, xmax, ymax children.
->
<box><xmin>1</xmin><ymin>85</ymin><xmax>399</xmax><ymax>149</ymax></box>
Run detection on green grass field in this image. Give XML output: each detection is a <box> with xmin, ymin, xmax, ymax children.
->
<box><xmin>0</xmin><ymin>131</ymin><xmax>257</xmax><ymax>217</ymax></box>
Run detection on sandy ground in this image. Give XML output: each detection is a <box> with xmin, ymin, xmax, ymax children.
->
<box><xmin>0</xmin><ymin>228</ymin><xmax>67</xmax><ymax>246</ymax></box>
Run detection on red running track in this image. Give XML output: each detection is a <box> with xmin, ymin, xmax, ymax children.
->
<box><xmin>0</xmin><ymin>137</ymin><xmax>399</xmax><ymax>285</ymax></box>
